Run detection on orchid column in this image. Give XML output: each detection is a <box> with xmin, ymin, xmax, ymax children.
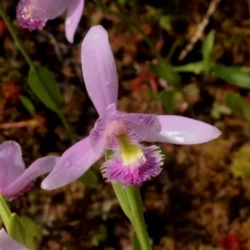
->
<box><xmin>42</xmin><ymin>26</ymin><xmax>221</xmax><ymax>249</ymax></box>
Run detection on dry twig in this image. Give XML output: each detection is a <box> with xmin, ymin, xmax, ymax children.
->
<box><xmin>178</xmin><ymin>0</ymin><xmax>221</xmax><ymax>61</ymax></box>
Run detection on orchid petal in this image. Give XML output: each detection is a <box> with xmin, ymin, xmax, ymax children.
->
<box><xmin>146</xmin><ymin>115</ymin><xmax>221</xmax><ymax>144</ymax></box>
<box><xmin>119</xmin><ymin>112</ymin><xmax>161</xmax><ymax>132</ymax></box>
<box><xmin>3</xmin><ymin>156</ymin><xmax>59</xmax><ymax>199</ymax></box>
<box><xmin>41</xmin><ymin>137</ymin><xmax>103</xmax><ymax>190</ymax></box>
<box><xmin>0</xmin><ymin>229</ymin><xmax>27</xmax><ymax>250</ymax></box>
<box><xmin>31</xmin><ymin>0</ymin><xmax>69</xmax><ymax>20</ymax></box>
<box><xmin>82</xmin><ymin>25</ymin><xmax>118</xmax><ymax>116</ymax></box>
<box><xmin>65</xmin><ymin>0</ymin><xmax>84</xmax><ymax>43</ymax></box>
<box><xmin>89</xmin><ymin>103</ymin><xmax>117</xmax><ymax>152</ymax></box>
<box><xmin>0</xmin><ymin>141</ymin><xmax>25</xmax><ymax>191</ymax></box>
<box><xmin>116</xmin><ymin>112</ymin><xmax>161</xmax><ymax>142</ymax></box>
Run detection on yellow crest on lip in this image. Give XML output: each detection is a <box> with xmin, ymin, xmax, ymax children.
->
<box><xmin>22</xmin><ymin>5</ymin><xmax>33</xmax><ymax>19</ymax></box>
<box><xmin>117</xmin><ymin>135</ymin><xmax>145</xmax><ymax>167</ymax></box>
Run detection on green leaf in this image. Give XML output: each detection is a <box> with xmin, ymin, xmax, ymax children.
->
<box><xmin>21</xmin><ymin>216</ymin><xmax>42</xmax><ymax>240</ymax></box>
<box><xmin>19</xmin><ymin>95</ymin><xmax>36</xmax><ymax>114</ymax></box>
<box><xmin>28</xmin><ymin>66</ymin><xmax>62</xmax><ymax>112</ymax></box>
<box><xmin>9</xmin><ymin>214</ymin><xmax>39</xmax><ymax>250</ymax></box>
<box><xmin>202</xmin><ymin>30</ymin><xmax>215</xmax><ymax>59</ymax></box>
<box><xmin>90</xmin><ymin>224</ymin><xmax>107</xmax><ymax>246</ymax></box>
<box><xmin>173</xmin><ymin>61</ymin><xmax>204</xmax><ymax>74</ymax></box>
<box><xmin>230</xmin><ymin>143</ymin><xmax>250</xmax><ymax>178</ymax></box>
<box><xmin>147</xmin><ymin>91</ymin><xmax>160</xmax><ymax>100</ymax></box>
<box><xmin>149</xmin><ymin>61</ymin><xmax>180</xmax><ymax>85</ymax></box>
<box><xmin>132</xmin><ymin>232</ymin><xmax>141</xmax><ymax>250</ymax></box>
<box><xmin>202</xmin><ymin>30</ymin><xmax>215</xmax><ymax>73</ymax></box>
<box><xmin>149</xmin><ymin>89</ymin><xmax>177</xmax><ymax>113</ymax></box>
<box><xmin>117</xmin><ymin>0</ymin><xmax>126</xmax><ymax>6</ymax></box>
<box><xmin>9</xmin><ymin>213</ymin><xmax>26</xmax><ymax>246</ymax></box>
<box><xmin>0</xmin><ymin>195</ymin><xmax>11</xmax><ymax>232</ymax></box>
<box><xmin>159</xmin><ymin>15</ymin><xmax>172</xmax><ymax>30</ymax></box>
<box><xmin>225</xmin><ymin>92</ymin><xmax>250</xmax><ymax>126</ymax></box>
<box><xmin>159</xmin><ymin>90</ymin><xmax>177</xmax><ymax>113</ymax></box>
<box><xmin>224</xmin><ymin>65</ymin><xmax>250</xmax><ymax>74</ymax></box>
<box><xmin>78</xmin><ymin>168</ymin><xmax>99</xmax><ymax>189</ymax></box>
<box><xmin>214</xmin><ymin>65</ymin><xmax>250</xmax><ymax>89</ymax></box>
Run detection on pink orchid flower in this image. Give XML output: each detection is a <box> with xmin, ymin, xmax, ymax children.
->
<box><xmin>0</xmin><ymin>229</ymin><xmax>27</xmax><ymax>250</ymax></box>
<box><xmin>42</xmin><ymin>25</ymin><xmax>221</xmax><ymax>190</ymax></box>
<box><xmin>16</xmin><ymin>0</ymin><xmax>84</xmax><ymax>43</ymax></box>
<box><xmin>0</xmin><ymin>141</ymin><xmax>58</xmax><ymax>200</ymax></box>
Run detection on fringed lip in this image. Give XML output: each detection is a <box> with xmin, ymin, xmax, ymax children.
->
<box><xmin>16</xmin><ymin>0</ymin><xmax>46</xmax><ymax>31</ymax></box>
<box><xmin>101</xmin><ymin>145</ymin><xmax>164</xmax><ymax>187</ymax></box>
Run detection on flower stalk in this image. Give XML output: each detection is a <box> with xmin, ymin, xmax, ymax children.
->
<box><xmin>112</xmin><ymin>183</ymin><xmax>152</xmax><ymax>250</ymax></box>
<box><xmin>126</xmin><ymin>185</ymin><xmax>151</xmax><ymax>250</ymax></box>
<box><xmin>0</xmin><ymin>3</ymin><xmax>33</xmax><ymax>67</ymax></box>
<box><xmin>106</xmin><ymin>152</ymin><xmax>150</xmax><ymax>250</ymax></box>
<box><xmin>112</xmin><ymin>182</ymin><xmax>134</xmax><ymax>221</ymax></box>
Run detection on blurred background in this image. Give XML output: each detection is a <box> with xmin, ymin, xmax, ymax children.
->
<box><xmin>1</xmin><ymin>0</ymin><xmax>250</xmax><ymax>249</ymax></box>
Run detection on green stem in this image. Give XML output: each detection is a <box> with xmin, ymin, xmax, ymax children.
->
<box><xmin>105</xmin><ymin>152</ymin><xmax>133</xmax><ymax>222</ymax></box>
<box><xmin>166</xmin><ymin>38</ymin><xmax>180</xmax><ymax>62</ymax></box>
<box><xmin>132</xmin><ymin>231</ymin><xmax>141</xmax><ymax>250</ymax></box>
<box><xmin>58</xmin><ymin>111</ymin><xmax>75</xmax><ymax>144</ymax></box>
<box><xmin>0</xmin><ymin>4</ymin><xmax>75</xmax><ymax>142</ymax></box>
<box><xmin>126</xmin><ymin>186</ymin><xmax>151</xmax><ymax>250</ymax></box>
<box><xmin>112</xmin><ymin>182</ymin><xmax>134</xmax><ymax>222</ymax></box>
<box><xmin>0</xmin><ymin>3</ymin><xmax>33</xmax><ymax>67</ymax></box>
<box><xmin>105</xmin><ymin>151</ymin><xmax>151</xmax><ymax>250</ymax></box>
<box><xmin>0</xmin><ymin>195</ymin><xmax>12</xmax><ymax>232</ymax></box>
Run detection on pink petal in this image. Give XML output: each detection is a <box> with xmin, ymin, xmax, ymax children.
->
<box><xmin>31</xmin><ymin>0</ymin><xmax>69</xmax><ymax>20</ymax></box>
<box><xmin>0</xmin><ymin>229</ymin><xmax>27</xmax><ymax>250</ymax></box>
<box><xmin>146</xmin><ymin>115</ymin><xmax>221</xmax><ymax>145</ymax></box>
<box><xmin>65</xmin><ymin>0</ymin><xmax>84</xmax><ymax>43</ymax></box>
<box><xmin>3</xmin><ymin>156</ymin><xmax>59</xmax><ymax>199</ymax></box>
<box><xmin>0</xmin><ymin>141</ymin><xmax>25</xmax><ymax>191</ymax></box>
<box><xmin>41</xmin><ymin>137</ymin><xmax>103</xmax><ymax>190</ymax></box>
<box><xmin>82</xmin><ymin>25</ymin><xmax>118</xmax><ymax>116</ymax></box>
<box><xmin>116</xmin><ymin>112</ymin><xmax>161</xmax><ymax>141</ymax></box>
<box><xmin>89</xmin><ymin>103</ymin><xmax>117</xmax><ymax>152</ymax></box>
